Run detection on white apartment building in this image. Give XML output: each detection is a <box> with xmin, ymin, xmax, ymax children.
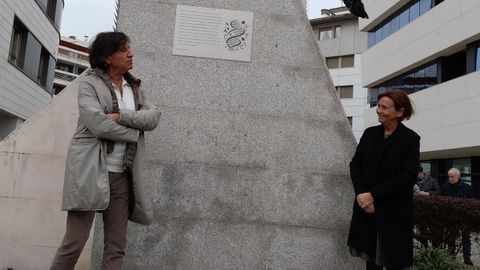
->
<box><xmin>0</xmin><ymin>0</ymin><xmax>63</xmax><ymax>139</ymax></box>
<box><xmin>360</xmin><ymin>0</ymin><xmax>480</xmax><ymax>193</ymax></box>
<box><xmin>311</xmin><ymin>7</ymin><xmax>369</xmax><ymax>142</ymax></box>
<box><xmin>53</xmin><ymin>36</ymin><xmax>89</xmax><ymax>95</ymax></box>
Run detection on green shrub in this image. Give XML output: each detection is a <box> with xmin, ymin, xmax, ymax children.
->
<box><xmin>413</xmin><ymin>247</ymin><xmax>466</xmax><ymax>270</ymax></box>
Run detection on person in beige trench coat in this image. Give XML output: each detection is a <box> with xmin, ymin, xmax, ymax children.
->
<box><xmin>50</xmin><ymin>32</ymin><xmax>161</xmax><ymax>270</ymax></box>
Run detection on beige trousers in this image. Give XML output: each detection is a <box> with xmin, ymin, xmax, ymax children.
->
<box><xmin>50</xmin><ymin>172</ymin><xmax>130</xmax><ymax>270</ymax></box>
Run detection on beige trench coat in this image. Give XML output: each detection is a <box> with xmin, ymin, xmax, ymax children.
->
<box><xmin>61</xmin><ymin>68</ymin><xmax>160</xmax><ymax>225</ymax></box>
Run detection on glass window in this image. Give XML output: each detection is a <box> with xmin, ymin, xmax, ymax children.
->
<box><xmin>337</xmin><ymin>86</ymin><xmax>354</xmax><ymax>99</ymax></box>
<box><xmin>38</xmin><ymin>48</ymin><xmax>50</xmax><ymax>86</ymax></box>
<box><xmin>35</xmin><ymin>0</ymin><xmax>48</xmax><ymax>11</ymax></box>
<box><xmin>420</xmin><ymin>0</ymin><xmax>431</xmax><ymax>15</ymax></box>
<box><xmin>341</xmin><ymin>55</ymin><xmax>354</xmax><ymax>68</ymax></box>
<box><xmin>46</xmin><ymin>55</ymin><xmax>55</xmax><ymax>93</ymax></box>
<box><xmin>476</xmin><ymin>46</ymin><xmax>480</xmax><ymax>71</ymax></box>
<box><xmin>375</xmin><ymin>28</ymin><xmax>383</xmax><ymax>44</ymax></box>
<box><xmin>335</xmin><ymin>26</ymin><xmax>341</xmax><ymax>38</ymax></box>
<box><xmin>326</xmin><ymin>57</ymin><xmax>339</xmax><ymax>69</ymax></box>
<box><xmin>23</xmin><ymin>33</ymin><xmax>42</xmax><ymax>80</ymax></box>
<box><xmin>410</xmin><ymin>1</ymin><xmax>420</xmax><ymax>22</ymax></box>
<box><xmin>320</xmin><ymin>28</ymin><xmax>333</xmax><ymax>40</ymax></box>
<box><xmin>414</xmin><ymin>68</ymin><xmax>425</xmax><ymax>91</ymax></box>
<box><xmin>54</xmin><ymin>0</ymin><xmax>63</xmax><ymax>29</ymax></box>
<box><xmin>424</xmin><ymin>63</ymin><xmax>438</xmax><ymax>87</ymax></box>
<box><xmin>368</xmin><ymin>32</ymin><xmax>375</xmax><ymax>48</ymax></box>
<box><xmin>390</xmin><ymin>15</ymin><xmax>400</xmax><ymax>34</ymax></box>
<box><xmin>399</xmin><ymin>9</ymin><xmax>409</xmax><ymax>28</ymax></box>
<box><xmin>370</xmin><ymin>88</ymin><xmax>379</xmax><ymax>107</ymax></box>
<box><xmin>8</xmin><ymin>18</ymin><xmax>28</xmax><ymax>67</ymax></box>
<box><xmin>402</xmin><ymin>72</ymin><xmax>415</xmax><ymax>94</ymax></box>
<box><xmin>347</xmin><ymin>117</ymin><xmax>353</xmax><ymax>126</ymax></box>
<box><xmin>382</xmin><ymin>22</ymin><xmax>391</xmax><ymax>39</ymax></box>
<box><xmin>8</xmin><ymin>16</ymin><xmax>54</xmax><ymax>92</ymax></box>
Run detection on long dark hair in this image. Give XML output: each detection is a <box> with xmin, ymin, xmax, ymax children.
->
<box><xmin>89</xmin><ymin>32</ymin><xmax>130</xmax><ymax>70</ymax></box>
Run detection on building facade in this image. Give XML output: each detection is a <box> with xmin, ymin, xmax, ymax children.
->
<box><xmin>53</xmin><ymin>36</ymin><xmax>89</xmax><ymax>95</ymax></box>
<box><xmin>360</xmin><ymin>0</ymin><xmax>480</xmax><ymax>195</ymax></box>
<box><xmin>310</xmin><ymin>7</ymin><xmax>369</xmax><ymax>142</ymax></box>
<box><xmin>0</xmin><ymin>0</ymin><xmax>63</xmax><ymax>139</ymax></box>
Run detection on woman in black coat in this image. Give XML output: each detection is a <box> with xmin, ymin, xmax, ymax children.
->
<box><xmin>348</xmin><ymin>90</ymin><xmax>420</xmax><ymax>270</ymax></box>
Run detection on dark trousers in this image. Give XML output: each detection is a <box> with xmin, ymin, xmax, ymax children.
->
<box><xmin>50</xmin><ymin>172</ymin><xmax>130</xmax><ymax>270</ymax></box>
<box><xmin>447</xmin><ymin>231</ymin><xmax>471</xmax><ymax>261</ymax></box>
<box><xmin>366</xmin><ymin>261</ymin><xmax>403</xmax><ymax>270</ymax></box>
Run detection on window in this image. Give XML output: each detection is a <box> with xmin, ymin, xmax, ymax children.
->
<box><xmin>326</xmin><ymin>57</ymin><xmax>339</xmax><ymax>69</ymax></box>
<box><xmin>8</xmin><ymin>18</ymin><xmax>27</xmax><ymax>67</ymax></box>
<box><xmin>35</xmin><ymin>0</ymin><xmax>63</xmax><ymax>29</ymax></box>
<box><xmin>77</xmin><ymin>67</ymin><xmax>86</xmax><ymax>75</ymax></box>
<box><xmin>382</xmin><ymin>22</ymin><xmax>391</xmax><ymax>39</ymax></box>
<box><xmin>409</xmin><ymin>1</ymin><xmax>420</xmax><ymax>21</ymax></box>
<box><xmin>319</xmin><ymin>25</ymin><xmax>341</xmax><ymax>40</ymax></box>
<box><xmin>56</xmin><ymin>62</ymin><xmax>71</xmax><ymax>72</ymax></box>
<box><xmin>476</xmin><ymin>46</ymin><xmax>480</xmax><ymax>71</ymax></box>
<box><xmin>347</xmin><ymin>117</ymin><xmax>353</xmax><ymax>126</ymax></box>
<box><xmin>334</xmin><ymin>26</ymin><xmax>341</xmax><ymax>38</ymax></box>
<box><xmin>320</xmin><ymin>28</ymin><xmax>332</xmax><ymax>40</ymax></box>
<box><xmin>8</xmin><ymin>16</ymin><xmax>55</xmax><ymax>93</ymax></box>
<box><xmin>325</xmin><ymin>55</ymin><xmax>355</xmax><ymax>69</ymax></box>
<box><xmin>419</xmin><ymin>0</ymin><xmax>431</xmax><ymax>15</ymax></box>
<box><xmin>341</xmin><ymin>55</ymin><xmax>354</xmax><ymax>68</ymax></box>
<box><xmin>367</xmin><ymin>0</ymin><xmax>442</xmax><ymax>48</ymax></box>
<box><xmin>368</xmin><ymin>62</ymin><xmax>439</xmax><ymax>107</ymax></box>
<box><xmin>336</xmin><ymin>86</ymin><xmax>354</xmax><ymax>99</ymax></box>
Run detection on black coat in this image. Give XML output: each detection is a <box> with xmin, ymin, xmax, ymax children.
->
<box><xmin>418</xmin><ymin>175</ymin><xmax>441</xmax><ymax>195</ymax></box>
<box><xmin>441</xmin><ymin>181</ymin><xmax>472</xmax><ymax>198</ymax></box>
<box><xmin>348</xmin><ymin>123</ymin><xmax>420</xmax><ymax>268</ymax></box>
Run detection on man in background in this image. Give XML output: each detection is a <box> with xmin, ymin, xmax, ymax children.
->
<box><xmin>415</xmin><ymin>166</ymin><xmax>440</xmax><ymax>196</ymax></box>
<box><xmin>441</xmin><ymin>168</ymin><xmax>473</xmax><ymax>266</ymax></box>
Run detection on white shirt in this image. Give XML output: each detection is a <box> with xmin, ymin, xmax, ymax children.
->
<box><xmin>106</xmin><ymin>77</ymin><xmax>135</xmax><ymax>172</ymax></box>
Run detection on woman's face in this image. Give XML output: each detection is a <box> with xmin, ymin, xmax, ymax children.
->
<box><xmin>376</xmin><ymin>96</ymin><xmax>404</xmax><ymax>125</ymax></box>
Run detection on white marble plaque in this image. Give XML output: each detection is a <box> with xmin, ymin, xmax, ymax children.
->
<box><xmin>173</xmin><ymin>5</ymin><xmax>254</xmax><ymax>62</ymax></box>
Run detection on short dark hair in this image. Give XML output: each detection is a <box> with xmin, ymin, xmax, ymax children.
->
<box><xmin>89</xmin><ymin>32</ymin><xmax>130</xmax><ymax>70</ymax></box>
<box><xmin>418</xmin><ymin>166</ymin><xmax>423</xmax><ymax>172</ymax></box>
<box><xmin>378</xmin><ymin>90</ymin><xmax>414</xmax><ymax>121</ymax></box>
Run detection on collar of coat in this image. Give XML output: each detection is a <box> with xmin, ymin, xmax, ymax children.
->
<box><xmin>87</xmin><ymin>68</ymin><xmax>142</xmax><ymax>90</ymax></box>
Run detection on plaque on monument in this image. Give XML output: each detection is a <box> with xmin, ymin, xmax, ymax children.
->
<box><xmin>172</xmin><ymin>5</ymin><xmax>253</xmax><ymax>62</ymax></box>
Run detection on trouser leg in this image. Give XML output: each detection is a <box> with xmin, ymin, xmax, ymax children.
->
<box><xmin>366</xmin><ymin>261</ymin><xmax>383</xmax><ymax>270</ymax></box>
<box><xmin>102</xmin><ymin>172</ymin><xmax>130</xmax><ymax>270</ymax></box>
<box><xmin>50</xmin><ymin>211</ymin><xmax>95</xmax><ymax>270</ymax></box>
<box><xmin>462</xmin><ymin>231</ymin><xmax>471</xmax><ymax>261</ymax></box>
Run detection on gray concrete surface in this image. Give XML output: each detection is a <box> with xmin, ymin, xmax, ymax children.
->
<box><xmin>90</xmin><ymin>0</ymin><xmax>362</xmax><ymax>269</ymax></box>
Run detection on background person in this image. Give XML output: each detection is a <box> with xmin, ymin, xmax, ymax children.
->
<box><xmin>441</xmin><ymin>167</ymin><xmax>473</xmax><ymax>265</ymax></box>
<box><xmin>415</xmin><ymin>166</ymin><xmax>440</xmax><ymax>196</ymax></box>
<box><xmin>348</xmin><ymin>90</ymin><xmax>420</xmax><ymax>270</ymax></box>
<box><xmin>50</xmin><ymin>32</ymin><xmax>161</xmax><ymax>270</ymax></box>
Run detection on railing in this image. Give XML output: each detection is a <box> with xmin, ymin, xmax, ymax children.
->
<box><xmin>54</xmin><ymin>71</ymin><xmax>78</xmax><ymax>82</ymax></box>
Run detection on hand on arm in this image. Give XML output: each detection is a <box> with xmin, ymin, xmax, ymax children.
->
<box><xmin>118</xmin><ymin>91</ymin><xmax>161</xmax><ymax>131</ymax></box>
<box><xmin>78</xmin><ymin>80</ymin><xmax>139</xmax><ymax>142</ymax></box>
<box><xmin>107</xmin><ymin>113</ymin><xmax>120</xmax><ymax>123</ymax></box>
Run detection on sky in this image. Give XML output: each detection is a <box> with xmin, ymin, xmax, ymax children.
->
<box><xmin>60</xmin><ymin>0</ymin><xmax>117</xmax><ymax>42</ymax></box>
<box><xmin>60</xmin><ymin>0</ymin><xmax>344</xmax><ymax>42</ymax></box>
<box><xmin>307</xmin><ymin>0</ymin><xmax>345</xmax><ymax>19</ymax></box>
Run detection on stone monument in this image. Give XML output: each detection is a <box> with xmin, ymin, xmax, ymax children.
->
<box><xmin>91</xmin><ymin>0</ymin><xmax>362</xmax><ymax>269</ymax></box>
